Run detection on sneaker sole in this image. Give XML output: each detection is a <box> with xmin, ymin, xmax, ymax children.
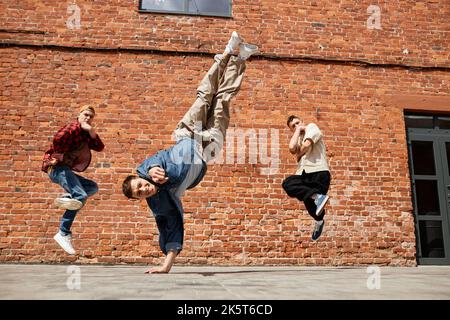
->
<box><xmin>54</xmin><ymin>198</ymin><xmax>83</xmax><ymax>211</ymax></box>
<box><xmin>241</xmin><ymin>44</ymin><xmax>259</xmax><ymax>53</ymax></box>
<box><xmin>315</xmin><ymin>195</ymin><xmax>329</xmax><ymax>216</ymax></box>
<box><xmin>53</xmin><ymin>235</ymin><xmax>76</xmax><ymax>255</ymax></box>
<box><xmin>239</xmin><ymin>44</ymin><xmax>259</xmax><ymax>60</ymax></box>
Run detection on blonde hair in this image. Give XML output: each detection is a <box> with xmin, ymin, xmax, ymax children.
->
<box><xmin>79</xmin><ymin>105</ymin><xmax>96</xmax><ymax>115</ymax></box>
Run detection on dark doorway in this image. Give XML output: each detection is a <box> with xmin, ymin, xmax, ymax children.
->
<box><xmin>405</xmin><ymin>113</ymin><xmax>450</xmax><ymax>264</ymax></box>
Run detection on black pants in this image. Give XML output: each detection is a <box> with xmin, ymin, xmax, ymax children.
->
<box><xmin>282</xmin><ymin>170</ymin><xmax>331</xmax><ymax>221</ymax></box>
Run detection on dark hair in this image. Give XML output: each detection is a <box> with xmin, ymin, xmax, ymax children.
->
<box><xmin>122</xmin><ymin>175</ymin><xmax>138</xmax><ymax>199</ymax></box>
<box><xmin>286</xmin><ymin>115</ymin><xmax>299</xmax><ymax>128</ymax></box>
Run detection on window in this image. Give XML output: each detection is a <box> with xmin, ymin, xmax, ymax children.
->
<box><xmin>139</xmin><ymin>0</ymin><xmax>232</xmax><ymax>17</ymax></box>
<box><xmin>438</xmin><ymin>117</ymin><xmax>450</xmax><ymax>130</ymax></box>
<box><xmin>405</xmin><ymin>113</ymin><xmax>450</xmax><ymax>130</ymax></box>
<box><xmin>404</xmin><ymin>114</ymin><xmax>434</xmax><ymax>129</ymax></box>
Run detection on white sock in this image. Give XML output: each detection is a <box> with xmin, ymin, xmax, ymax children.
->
<box><xmin>316</xmin><ymin>220</ymin><xmax>324</xmax><ymax>226</ymax></box>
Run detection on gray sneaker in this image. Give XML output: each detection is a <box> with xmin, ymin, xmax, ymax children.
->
<box><xmin>314</xmin><ymin>194</ymin><xmax>329</xmax><ymax>216</ymax></box>
<box><xmin>312</xmin><ymin>220</ymin><xmax>324</xmax><ymax>241</ymax></box>
<box><xmin>238</xmin><ymin>43</ymin><xmax>259</xmax><ymax>60</ymax></box>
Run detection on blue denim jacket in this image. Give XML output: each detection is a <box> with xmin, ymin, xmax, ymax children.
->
<box><xmin>136</xmin><ymin>138</ymin><xmax>207</xmax><ymax>255</ymax></box>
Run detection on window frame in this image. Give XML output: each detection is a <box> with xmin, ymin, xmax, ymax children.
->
<box><xmin>405</xmin><ymin>113</ymin><xmax>450</xmax><ymax>130</ymax></box>
<box><xmin>138</xmin><ymin>0</ymin><xmax>233</xmax><ymax>18</ymax></box>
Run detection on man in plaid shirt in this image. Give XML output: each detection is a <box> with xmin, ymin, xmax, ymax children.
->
<box><xmin>42</xmin><ymin>105</ymin><xmax>104</xmax><ymax>255</ymax></box>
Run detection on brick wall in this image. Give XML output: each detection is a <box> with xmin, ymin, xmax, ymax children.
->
<box><xmin>0</xmin><ymin>0</ymin><xmax>448</xmax><ymax>67</ymax></box>
<box><xmin>0</xmin><ymin>0</ymin><xmax>449</xmax><ymax>266</ymax></box>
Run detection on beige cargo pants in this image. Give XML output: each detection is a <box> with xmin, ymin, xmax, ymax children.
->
<box><xmin>174</xmin><ymin>55</ymin><xmax>246</xmax><ymax>162</ymax></box>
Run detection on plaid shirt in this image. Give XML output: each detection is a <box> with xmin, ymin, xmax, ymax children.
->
<box><xmin>42</xmin><ymin>120</ymin><xmax>104</xmax><ymax>173</ymax></box>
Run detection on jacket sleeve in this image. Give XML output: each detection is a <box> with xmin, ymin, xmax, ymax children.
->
<box><xmin>155</xmin><ymin>214</ymin><xmax>183</xmax><ymax>255</ymax></box>
<box><xmin>136</xmin><ymin>151</ymin><xmax>167</xmax><ymax>180</ymax></box>
<box><xmin>88</xmin><ymin>134</ymin><xmax>105</xmax><ymax>152</ymax></box>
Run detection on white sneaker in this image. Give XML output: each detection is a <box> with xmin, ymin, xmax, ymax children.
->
<box><xmin>238</xmin><ymin>43</ymin><xmax>259</xmax><ymax>60</ymax></box>
<box><xmin>225</xmin><ymin>31</ymin><xmax>243</xmax><ymax>54</ymax></box>
<box><xmin>53</xmin><ymin>232</ymin><xmax>76</xmax><ymax>255</ymax></box>
<box><xmin>54</xmin><ymin>197</ymin><xmax>83</xmax><ymax>210</ymax></box>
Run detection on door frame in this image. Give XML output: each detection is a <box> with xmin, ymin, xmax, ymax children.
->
<box><xmin>407</xmin><ymin>128</ymin><xmax>450</xmax><ymax>265</ymax></box>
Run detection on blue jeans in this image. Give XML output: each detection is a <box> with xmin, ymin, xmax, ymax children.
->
<box><xmin>48</xmin><ymin>165</ymin><xmax>98</xmax><ymax>235</ymax></box>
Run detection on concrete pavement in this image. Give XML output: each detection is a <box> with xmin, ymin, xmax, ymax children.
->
<box><xmin>0</xmin><ymin>264</ymin><xmax>449</xmax><ymax>300</ymax></box>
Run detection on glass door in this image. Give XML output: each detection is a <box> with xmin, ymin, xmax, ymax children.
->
<box><xmin>406</xmin><ymin>114</ymin><xmax>450</xmax><ymax>264</ymax></box>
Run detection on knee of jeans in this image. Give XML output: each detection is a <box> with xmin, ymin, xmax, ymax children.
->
<box><xmin>77</xmin><ymin>194</ymin><xmax>88</xmax><ymax>205</ymax></box>
<box><xmin>73</xmin><ymin>188</ymin><xmax>90</xmax><ymax>203</ymax></box>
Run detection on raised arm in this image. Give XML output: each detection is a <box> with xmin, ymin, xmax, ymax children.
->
<box><xmin>295</xmin><ymin>123</ymin><xmax>322</xmax><ymax>162</ymax></box>
<box><xmin>52</xmin><ymin>122</ymin><xmax>80</xmax><ymax>154</ymax></box>
<box><xmin>137</xmin><ymin>151</ymin><xmax>169</xmax><ymax>184</ymax></box>
<box><xmin>295</xmin><ymin>138</ymin><xmax>313</xmax><ymax>162</ymax></box>
<box><xmin>81</xmin><ymin>122</ymin><xmax>104</xmax><ymax>152</ymax></box>
<box><xmin>288</xmin><ymin>125</ymin><xmax>303</xmax><ymax>155</ymax></box>
<box><xmin>145</xmin><ymin>208</ymin><xmax>183</xmax><ymax>274</ymax></box>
